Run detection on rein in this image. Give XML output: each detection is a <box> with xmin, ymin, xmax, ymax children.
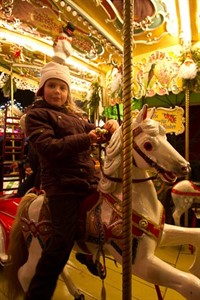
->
<box><xmin>100</xmin><ymin>163</ymin><xmax>158</xmax><ymax>183</ymax></box>
<box><xmin>99</xmin><ymin>125</ymin><xmax>159</xmax><ymax>184</ymax></box>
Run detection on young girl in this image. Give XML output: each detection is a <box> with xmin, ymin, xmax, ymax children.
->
<box><xmin>24</xmin><ymin>61</ymin><xmax>118</xmax><ymax>299</ymax></box>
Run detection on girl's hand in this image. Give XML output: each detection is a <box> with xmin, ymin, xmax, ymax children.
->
<box><xmin>104</xmin><ymin>119</ymin><xmax>119</xmax><ymax>135</ymax></box>
<box><xmin>88</xmin><ymin>129</ymin><xmax>100</xmax><ymax>144</ymax></box>
<box><xmin>88</xmin><ymin>128</ymin><xmax>108</xmax><ymax>144</ymax></box>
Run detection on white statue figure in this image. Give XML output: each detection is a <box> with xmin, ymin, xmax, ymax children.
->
<box><xmin>52</xmin><ymin>22</ymin><xmax>75</xmax><ymax>64</ymax></box>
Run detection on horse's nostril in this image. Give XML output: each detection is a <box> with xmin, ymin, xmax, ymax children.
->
<box><xmin>181</xmin><ymin>165</ymin><xmax>190</xmax><ymax>174</ymax></box>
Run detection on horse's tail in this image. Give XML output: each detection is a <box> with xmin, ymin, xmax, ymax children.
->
<box><xmin>4</xmin><ymin>192</ymin><xmax>38</xmax><ymax>300</ymax></box>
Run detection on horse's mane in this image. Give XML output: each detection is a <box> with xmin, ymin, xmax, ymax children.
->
<box><xmin>98</xmin><ymin>125</ymin><xmax>123</xmax><ymax>193</ymax></box>
<box><xmin>98</xmin><ymin>116</ymin><xmax>161</xmax><ymax>194</ymax></box>
<box><xmin>140</xmin><ymin>118</ymin><xmax>161</xmax><ymax>136</ymax></box>
<box><xmin>4</xmin><ymin>193</ymin><xmax>38</xmax><ymax>300</ymax></box>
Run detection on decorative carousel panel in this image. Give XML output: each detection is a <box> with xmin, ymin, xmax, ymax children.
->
<box><xmin>96</xmin><ymin>0</ymin><xmax>172</xmax><ymax>44</ymax></box>
<box><xmin>132</xmin><ymin>50</ymin><xmax>183</xmax><ymax>98</ymax></box>
<box><xmin>132</xmin><ymin>106</ymin><xmax>185</xmax><ymax>135</ymax></box>
<box><xmin>72</xmin><ymin>32</ymin><xmax>104</xmax><ymax>60</ymax></box>
<box><xmin>105</xmin><ymin>50</ymin><xmax>185</xmax><ymax>103</ymax></box>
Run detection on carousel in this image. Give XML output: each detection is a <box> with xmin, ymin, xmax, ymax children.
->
<box><xmin>0</xmin><ymin>1</ymin><xmax>200</xmax><ymax>300</ymax></box>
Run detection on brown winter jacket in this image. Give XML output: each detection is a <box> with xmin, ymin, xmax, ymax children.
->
<box><xmin>25</xmin><ymin>99</ymin><xmax>97</xmax><ymax>197</ymax></box>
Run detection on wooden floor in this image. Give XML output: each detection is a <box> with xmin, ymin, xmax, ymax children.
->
<box><xmin>0</xmin><ymin>244</ymin><xmax>196</xmax><ymax>300</ymax></box>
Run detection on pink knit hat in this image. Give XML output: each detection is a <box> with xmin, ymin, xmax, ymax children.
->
<box><xmin>37</xmin><ymin>61</ymin><xmax>71</xmax><ymax>96</ymax></box>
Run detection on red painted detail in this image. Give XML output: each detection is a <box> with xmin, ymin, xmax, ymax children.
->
<box><xmin>0</xmin><ymin>197</ymin><xmax>21</xmax><ymax>251</ymax></box>
<box><xmin>172</xmin><ymin>188</ymin><xmax>200</xmax><ymax>197</ymax></box>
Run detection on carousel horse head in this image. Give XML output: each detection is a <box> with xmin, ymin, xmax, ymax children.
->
<box><xmin>99</xmin><ymin>104</ymin><xmax>190</xmax><ymax>194</ymax></box>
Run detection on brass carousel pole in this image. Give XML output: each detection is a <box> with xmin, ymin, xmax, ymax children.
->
<box><xmin>122</xmin><ymin>0</ymin><xmax>134</xmax><ymax>299</ymax></box>
<box><xmin>185</xmin><ymin>88</ymin><xmax>190</xmax><ymax>164</ymax></box>
<box><xmin>10</xmin><ymin>65</ymin><xmax>15</xmax><ymax>163</ymax></box>
<box><xmin>10</xmin><ymin>64</ymin><xmax>14</xmax><ymax>116</ymax></box>
<box><xmin>184</xmin><ymin>88</ymin><xmax>190</xmax><ymax>226</ymax></box>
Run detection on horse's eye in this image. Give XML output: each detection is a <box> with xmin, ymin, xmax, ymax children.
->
<box><xmin>144</xmin><ymin>142</ymin><xmax>152</xmax><ymax>151</ymax></box>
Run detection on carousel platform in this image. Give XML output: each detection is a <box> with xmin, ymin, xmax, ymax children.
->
<box><xmin>0</xmin><ymin>245</ymin><xmax>195</xmax><ymax>299</ymax></box>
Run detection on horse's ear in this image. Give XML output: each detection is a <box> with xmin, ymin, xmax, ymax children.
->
<box><xmin>136</xmin><ymin>104</ymin><xmax>148</xmax><ymax>123</ymax></box>
<box><xmin>148</xmin><ymin>107</ymin><xmax>156</xmax><ymax>119</ymax></box>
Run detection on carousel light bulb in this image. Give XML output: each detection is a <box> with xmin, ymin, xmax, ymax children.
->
<box><xmin>60</xmin><ymin>1</ymin><xmax>65</xmax><ymax>7</ymax></box>
<box><xmin>66</xmin><ymin>6</ymin><xmax>71</xmax><ymax>12</ymax></box>
<box><xmin>72</xmin><ymin>10</ymin><xmax>77</xmax><ymax>17</ymax></box>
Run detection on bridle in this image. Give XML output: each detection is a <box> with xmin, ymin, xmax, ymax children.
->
<box><xmin>132</xmin><ymin>126</ymin><xmax>167</xmax><ymax>174</ymax></box>
<box><xmin>100</xmin><ymin>125</ymin><xmax>165</xmax><ymax>184</ymax></box>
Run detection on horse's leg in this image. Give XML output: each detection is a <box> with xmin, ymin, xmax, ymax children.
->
<box><xmin>61</xmin><ymin>265</ymin><xmax>85</xmax><ymax>300</ymax></box>
<box><xmin>18</xmin><ymin>238</ymin><xmax>85</xmax><ymax>299</ymax></box>
<box><xmin>172</xmin><ymin>207</ymin><xmax>184</xmax><ymax>226</ymax></box>
<box><xmin>160</xmin><ymin>224</ymin><xmax>200</xmax><ymax>278</ymax></box>
<box><xmin>18</xmin><ymin>260</ymin><xmax>36</xmax><ymax>292</ymax></box>
<box><xmin>18</xmin><ymin>259</ymin><xmax>85</xmax><ymax>300</ymax></box>
<box><xmin>132</xmin><ymin>237</ymin><xmax>200</xmax><ymax>300</ymax></box>
<box><xmin>18</xmin><ymin>240</ymin><xmax>41</xmax><ymax>292</ymax></box>
<box><xmin>172</xmin><ymin>195</ymin><xmax>193</xmax><ymax>226</ymax></box>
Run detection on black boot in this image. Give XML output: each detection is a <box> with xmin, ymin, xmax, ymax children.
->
<box><xmin>76</xmin><ymin>253</ymin><xmax>105</xmax><ymax>278</ymax></box>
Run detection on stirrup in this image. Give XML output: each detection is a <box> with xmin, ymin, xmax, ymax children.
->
<box><xmin>76</xmin><ymin>253</ymin><xmax>106</xmax><ymax>279</ymax></box>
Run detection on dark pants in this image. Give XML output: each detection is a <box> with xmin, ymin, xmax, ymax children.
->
<box><xmin>16</xmin><ymin>173</ymin><xmax>36</xmax><ymax>197</ymax></box>
<box><xmin>25</xmin><ymin>194</ymin><xmax>82</xmax><ymax>300</ymax></box>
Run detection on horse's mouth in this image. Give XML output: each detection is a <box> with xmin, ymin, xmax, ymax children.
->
<box><xmin>159</xmin><ymin>170</ymin><xmax>177</xmax><ymax>183</ymax></box>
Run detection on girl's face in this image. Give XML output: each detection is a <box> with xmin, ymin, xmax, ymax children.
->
<box><xmin>43</xmin><ymin>78</ymin><xmax>69</xmax><ymax>107</ymax></box>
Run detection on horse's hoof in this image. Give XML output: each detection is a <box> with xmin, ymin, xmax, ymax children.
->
<box><xmin>75</xmin><ymin>294</ymin><xmax>85</xmax><ymax>300</ymax></box>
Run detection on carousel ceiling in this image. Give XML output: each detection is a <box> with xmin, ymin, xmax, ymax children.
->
<box><xmin>0</xmin><ymin>0</ymin><xmax>200</xmax><ymax>97</ymax></box>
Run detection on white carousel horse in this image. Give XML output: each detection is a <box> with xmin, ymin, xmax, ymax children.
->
<box><xmin>6</xmin><ymin>104</ymin><xmax>200</xmax><ymax>300</ymax></box>
<box><xmin>172</xmin><ymin>180</ymin><xmax>200</xmax><ymax>226</ymax></box>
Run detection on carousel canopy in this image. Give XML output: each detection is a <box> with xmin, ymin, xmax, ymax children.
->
<box><xmin>0</xmin><ymin>0</ymin><xmax>200</xmax><ymax>100</ymax></box>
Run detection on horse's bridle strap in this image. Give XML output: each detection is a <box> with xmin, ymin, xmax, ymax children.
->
<box><xmin>100</xmin><ymin>125</ymin><xmax>159</xmax><ymax>183</ymax></box>
<box><xmin>132</xmin><ymin>140</ymin><xmax>164</xmax><ymax>173</ymax></box>
<box><xmin>132</xmin><ymin>126</ymin><xmax>164</xmax><ymax>173</ymax></box>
